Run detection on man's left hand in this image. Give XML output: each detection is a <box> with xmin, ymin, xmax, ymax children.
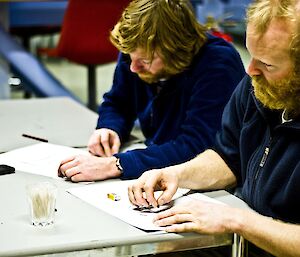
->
<box><xmin>58</xmin><ymin>155</ymin><xmax>121</xmax><ymax>182</ymax></box>
<box><xmin>153</xmin><ymin>199</ymin><xmax>235</xmax><ymax>234</ymax></box>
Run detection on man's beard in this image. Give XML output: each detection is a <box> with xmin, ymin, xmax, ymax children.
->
<box><xmin>252</xmin><ymin>72</ymin><xmax>300</xmax><ymax>118</ymax></box>
<box><xmin>137</xmin><ymin>69</ymin><xmax>170</xmax><ymax>84</ymax></box>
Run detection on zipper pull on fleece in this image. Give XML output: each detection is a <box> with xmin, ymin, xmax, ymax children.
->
<box><xmin>259</xmin><ymin>147</ymin><xmax>270</xmax><ymax>167</ymax></box>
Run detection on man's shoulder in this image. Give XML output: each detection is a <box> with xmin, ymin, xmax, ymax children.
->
<box><xmin>203</xmin><ymin>34</ymin><xmax>239</xmax><ymax>56</ymax></box>
<box><xmin>191</xmin><ymin>34</ymin><xmax>244</xmax><ymax>72</ymax></box>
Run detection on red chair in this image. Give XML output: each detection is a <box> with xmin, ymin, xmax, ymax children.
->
<box><xmin>39</xmin><ymin>0</ymin><xmax>129</xmax><ymax>111</ymax></box>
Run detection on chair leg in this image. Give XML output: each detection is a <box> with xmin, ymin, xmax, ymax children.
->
<box><xmin>24</xmin><ymin>90</ymin><xmax>32</xmax><ymax>98</ymax></box>
<box><xmin>87</xmin><ymin>65</ymin><xmax>97</xmax><ymax>111</ymax></box>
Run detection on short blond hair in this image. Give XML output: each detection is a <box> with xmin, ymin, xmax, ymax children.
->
<box><xmin>110</xmin><ymin>0</ymin><xmax>207</xmax><ymax>75</ymax></box>
<box><xmin>246</xmin><ymin>0</ymin><xmax>300</xmax><ymax>71</ymax></box>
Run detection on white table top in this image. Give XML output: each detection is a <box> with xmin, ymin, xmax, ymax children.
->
<box><xmin>0</xmin><ymin>97</ymin><xmax>98</xmax><ymax>152</ymax></box>
<box><xmin>0</xmin><ymin>170</ymin><xmax>249</xmax><ymax>257</ymax></box>
<box><xmin>0</xmin><ymin>97</ymin><xmax>249</xmax><ymax>257</ymax></box>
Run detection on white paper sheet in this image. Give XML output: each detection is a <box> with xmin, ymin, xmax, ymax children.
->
<box><xmin>67</xmin><ymin>180</ymin><xmax>223</xmax><ymax>231</ymax></box>
<box><xmin>0</xmin><ymin>143</ymin><xmax>88</xmax><ymax>178</ymax></box>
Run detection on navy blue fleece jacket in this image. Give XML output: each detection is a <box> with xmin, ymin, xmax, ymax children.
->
<box><xmin>97</xmin><ymin>35</ymin><xmax>245</xmax><ymax>179</ymax></box>
<box><xmin>215</xmin><ymin>75</ymin><xmax>300</xmax><ymax>224</ymax></box>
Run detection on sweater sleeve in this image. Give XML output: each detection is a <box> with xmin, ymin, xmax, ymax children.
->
<box><xmin>117</xmin><ymin>52</ymin><xmax>246</xmax><ymax>179</ymax></box>
<box><xmin>96</xmin><ymin>53</ymin><xmax>137</xmax><ymax>143</ymax></box>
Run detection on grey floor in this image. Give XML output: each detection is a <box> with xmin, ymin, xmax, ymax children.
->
<box><xmin>45</xmin><ymin>60</ymin><xmax>116</xmax><ymax>106</ymax></box>
<box><xmin>11</xmin><ymin>37</ymin><xmax>250</xmax><ymax>107</ymax></box>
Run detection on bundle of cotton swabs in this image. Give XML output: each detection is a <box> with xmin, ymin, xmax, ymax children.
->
<box><xmin>31</xmin><ymin>190</ymin><xmax>54</xmax><ymax>218</ymax></box>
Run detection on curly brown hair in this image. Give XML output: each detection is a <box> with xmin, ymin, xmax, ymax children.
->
<box><xmin>110</xmin><ymin>0</ymin><xmax>207</xmax><ymax>76</ymax></box>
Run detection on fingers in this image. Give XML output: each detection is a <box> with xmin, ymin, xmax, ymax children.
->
<box><xmin>142</xmin><ymin>181</ymin><xmax>159</xmax><ymax>207</ymax></box>
<box><xmin>69</xmin><ymin>173</ymin><xmax>86</xmax><ymax>182</ymax></box>
<box><xmin>65</xmin><ymin>167</ymin><xmax>80</xmax><ymax>178</ymax></box>
<box><xmin>128</xmin><ymin>173</ymin><xmax>159</xmax><ymax>207</ymax></box>
<box><xmin>58</xmin><ymin>156</ymin><xmax>75</xmax><ymax>177</ymax></box>
<box><xmin>156</xmin><ymin>183</ymin><xmax>178</xmax><ymax>206</ymax></box>
<box><xmin>128</xmin><ymin>169</ymin><xmax>179</xmax><ymax>209</ymax></box>
<box><xmin>88</xmin><ymin>129</ymin><xmax>120</xmax><ymax>157</ymax></box>
<box><xmin>128</xmin><ymin>183</ymin><xmax>149</xmax><ymax>207</ymax></box>
<box><xmin>111</xmin><ymin>136</ymin><xmax>121</xmax><ymax>155</ymax></box>
<box><xmin>60</xmin><ymin>155</ymin><xmax>76</xmax><ymax>166</ymax></box>
<box><xmin>163</xmin><ymin>222</ymin><xmax>195</xmax><ymax>233</ymax></box>
<box><xmin>145</xmin><ymin>171</ymin><xmax>177</xmax><ymax>207</ymax></box>
<box><xmin>101</xmin><ymin>132</ymin><xmax>112</xmax><ymax>156</ymax></box>
<box><xmin>89</xmin><ymin>143</ymin><xmax>105</xmax><ymax>157</ymax></box>
<box><xmin>58</xmin><ymin>158</ymin><xmax>84</xmax><ymax>182</ymax></box>
<box><xmin>59</xmin><ymin>167</ymin><xmax>77</xmax><ymax>179</ymax></box>
<box><xmin>88</xmin><ymin>131</ymin><xmax>105</xmax><ymax>156</ymax></box>
<box><xmin>58</xmin><ymin>156</ymin><xmax>83</xmax><ymax>180</ymax></box>
<box><xmin>154</xmin><ymin>207</ymin><xmax>189</xmax><ymax>222</ymax></box>
<box><xmin>101</xmin><ymin>130</ymin><xmax>121</xmax><ymax>156</ymax></box>
<box><xmin>153</xmin><ymin>207</ymin><xmax>194</xmax><ymax>232</ymax></box>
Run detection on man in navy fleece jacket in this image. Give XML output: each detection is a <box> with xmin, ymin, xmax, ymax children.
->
<box><xmin>129</xmin><ymin>0</ymin><xmax>300</xmax><ymax>256</ymax></box>
<box><xmin>58</xmin><ymin>0</ymin><xmax>245</xmax><ymax>182</ymax></box>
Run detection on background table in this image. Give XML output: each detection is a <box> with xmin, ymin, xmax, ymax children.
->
<box><xmin>0</xmin><ymin>97</ymin><xmax>98</xmax><ymax>152</ymax></box>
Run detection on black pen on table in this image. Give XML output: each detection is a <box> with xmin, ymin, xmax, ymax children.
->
<box><xmin>22</xmin><ymin>133</ymin><xmax>49</xmax><ymax>143</ymax></box>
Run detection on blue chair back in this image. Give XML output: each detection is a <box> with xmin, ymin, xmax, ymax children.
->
<box><xmin>9</xmin><ymin>2</ymin><xmax>67</xmax><ymax>27</ymax></box>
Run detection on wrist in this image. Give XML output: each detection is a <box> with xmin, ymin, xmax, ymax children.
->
<box><xmin>174</xmin><ymin>162</ymin><xmax>187</xmax><ymax>187</ymax></box>
<box><xmin>225</xmin><ymin>208</ymin><xmax>248</xmax><ymax>234</ymax></box>
<box><xmin>115</xmin><ymin>157</ymin><xmax>123</xmax><ymax>175</ymax></box>
<box><xmin>111</xmin><ymin>156</ymin><xmax>123</xmax><ymax>177</ymax></box>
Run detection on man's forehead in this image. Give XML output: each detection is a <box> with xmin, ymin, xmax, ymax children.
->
<box><xmin>131</xmin><ymin>49</ymin><xmax>161</xmax><ymax>61</ymax></box>
<box><xmin>297</xmin><ymin>0</ymin><xmax>300</xmax><ymax>11</ymax></box>
<box><xmin>247</xmin><ymin>20</ymin><xmax>292</xmax><ymax>55</ymax></box>
<box><xmin>130</xmin><ymin>48</ymin><xmax>149</xmax><ymax>57</ymax></box>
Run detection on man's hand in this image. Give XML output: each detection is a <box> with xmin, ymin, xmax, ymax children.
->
<box><xmin>58</xmin><ymin>154</ymin><xmax>121</xmax><ymax>182</ymax></box>
<box><xmin>88</xmin><ymin>128</ymin><xmax>121</xmax><ymax>157</ymax></box>
<box><xmin>128</xmin><ymin>168</ymin><xmax>179</xmax><ymax>208</ymax></box>
<box><xmin>153</xmin><ymin>199</ymin><xmax>235</xmax><ymax>234</ymax></box>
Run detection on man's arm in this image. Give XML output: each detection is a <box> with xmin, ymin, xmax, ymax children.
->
<box><xmin>154</xmin><ymin>194</ymin><xmax>300</xmax><ymax>257</ymax></box>
<box><xmin>97</xmin><ymin>53</ymin><xmax>137</xmax><ymax>143</ymax></box>
<box><xmin>129</xmin><ymin>149</ymin><xmax>236</xmax><ymax>207</ymax></box>
<box><xmin>118</xmin><ymin>71</ymin><xmax>245</xmax><ymax>179</ymax></box>
<box><xmin>232</xmin><ymin>208</ymin><xmax>300</xmax><ymax>257</ymax></box>
<box><xmin>130</xmin><ymin>150</ymin><xmax>300</xmax><ymax>256</ymax></box>
<box><xmin>177</xmin><ymin>149</ymin><xmax>236</xmax><ymax>190</ymax></box>
<box><xmin>146</xmin><ymin>150</ymin><xmax>300</xmax><ymax>257</ymax></box>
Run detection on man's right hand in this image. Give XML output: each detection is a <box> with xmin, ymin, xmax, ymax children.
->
<box><xmin>88</xmin><ymin>128</ymin><xmax>121</xmax><ymax>157</ymax></box>
<box><xmin>128</xmin><ymin>168</ymin><xmax>179</xmax><ymax>208</ymax></box>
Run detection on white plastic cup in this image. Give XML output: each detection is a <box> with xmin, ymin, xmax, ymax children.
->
<box><xmin>26</xmin><ymin>182</ymin><xmax>58</xmax><ymax>227</ymax></box>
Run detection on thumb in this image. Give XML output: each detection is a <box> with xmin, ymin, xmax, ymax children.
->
<box><xmin>157</xmin><ymin>185</ymin><xmax>177</xmax><ymax>206</ymax></box>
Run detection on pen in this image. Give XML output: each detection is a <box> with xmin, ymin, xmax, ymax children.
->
<box><xmin>22</xmin><ymin>133</ymin><xmax>49</xmax><ymax>143</ymax></box>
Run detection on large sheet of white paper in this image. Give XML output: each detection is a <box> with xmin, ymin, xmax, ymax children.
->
<box><xmin>0</xmin><ymin>143</ymin><xmax>88</xmax><ymax>178</ymax></box>
<box><xmin>67</xmin><ymin>180</ymin><xmax>223</xmax><ymax>231</ymax></box>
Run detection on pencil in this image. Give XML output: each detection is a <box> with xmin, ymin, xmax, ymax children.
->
<box><xmin>22</xmin><ymin>133</ymin><xmax>49</xmax><ymax>143</ymax></box>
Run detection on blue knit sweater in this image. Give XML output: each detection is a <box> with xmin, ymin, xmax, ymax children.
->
<box><xmin>97</xmin><ymin>35</ymin><xmax>245</xmax><ymax>179</ymax></box>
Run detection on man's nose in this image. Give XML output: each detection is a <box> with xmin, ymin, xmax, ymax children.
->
<box><xmin>130</xmin><ymin>59</ymin><xmax>144</xmax><ymax>73</ymax></box>
<box><xmin>247</xmin><ymin>58</ymin><xmax>262</xmax><ymax>76</ymax></box>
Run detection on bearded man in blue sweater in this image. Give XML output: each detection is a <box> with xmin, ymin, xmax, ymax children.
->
<box><xmin>58</xmin><ymin>0</ymin><xmax>245</xmax><ymax>182</ymax></box>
